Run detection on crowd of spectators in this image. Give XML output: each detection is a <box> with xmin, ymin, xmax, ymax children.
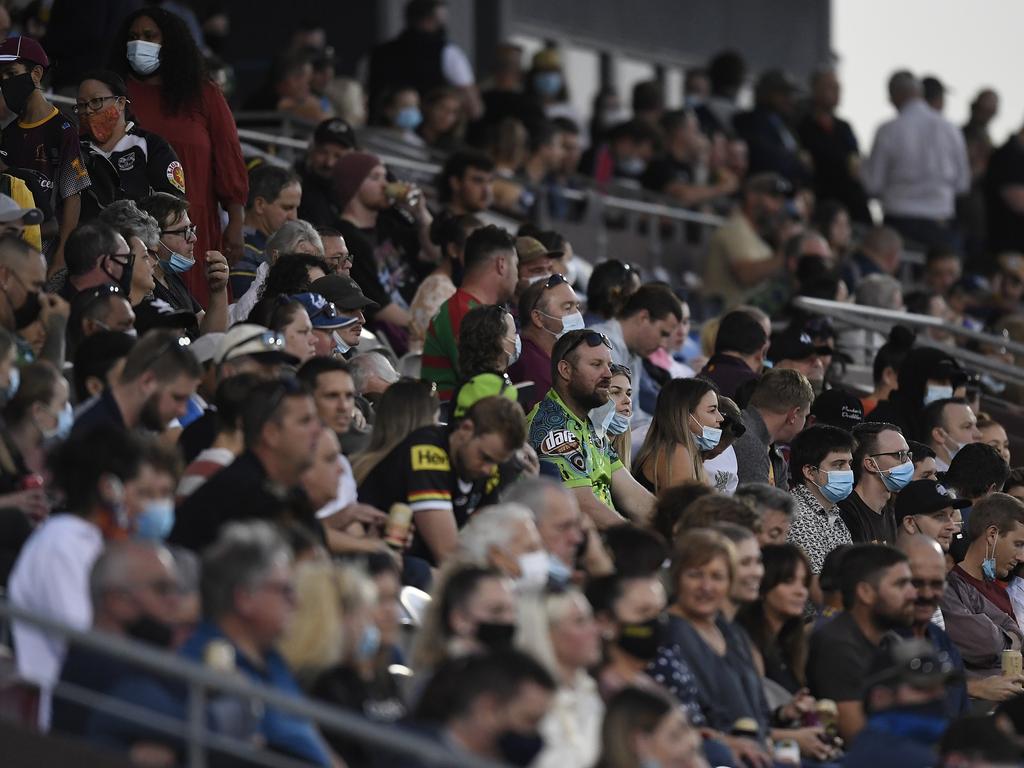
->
<box><xmin>2</xmin><ymin>1</ymin><xmax>1024</xmax><ymax>767</ymax></box>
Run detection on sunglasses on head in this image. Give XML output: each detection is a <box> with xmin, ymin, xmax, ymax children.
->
<box><xmin>529</xmin><ymin>273</ymin><xmax>570</xmax><ymax>312</ymax></box>
<box><xmin>559</xmin><ymin>330</ymin><xmax>612</xmax><ymax>361</ymax></box>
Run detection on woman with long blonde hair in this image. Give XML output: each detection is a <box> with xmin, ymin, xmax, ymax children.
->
<box><xmin>633</xmin><ymin>378</ymin><xmax>723</xmax><ymax>493</ymax></box>
<box><xmin>350</xmin><ymin>378</ymin><xmax>439</xmax><ymax>484</ymax></box>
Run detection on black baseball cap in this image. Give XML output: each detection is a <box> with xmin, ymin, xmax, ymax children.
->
<box><xmin>894</xmin><ymin>479</ymin><xmax>969</xmax><ymax>525</ymax></box>
<box><xmin>313</xmin><ymin>118</ymin><xmax>357</xmax><ymax>150</ymax></box>
<box><xmin>810</xmin><ymin>389</ymin><xmax>864</xmax><ymax>432</ymax></box>
<box><xmin>310</xmin><ymin>274</ymin><xmax>379</xmax><ymax>312</ymax></box>
<box><xmin>768</xmin><ymin>329</ymin><xmax>831</xmax><ymax>363</ymax></box>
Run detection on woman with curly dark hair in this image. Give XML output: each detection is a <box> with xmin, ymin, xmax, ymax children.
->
<box><xmin>109</xmin><ymin>7</ymin><xmax>248</xmax><ymax>309</ymax></box>
<box><xmin>583</xmin><ymin>260</ymin><xmax>640</xmax><ymax>326</ymax></box>
<box><xmin>456</xmin><ymin>305</ymin><xmax>518</xmax><ymax>380</ymax></box>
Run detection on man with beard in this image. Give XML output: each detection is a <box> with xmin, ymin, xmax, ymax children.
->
<box><xmin>807</xmin><ymin>544</ymin><xmax>916</xmax><ymax>741</ymax></box>
<box><xmin>358</xmin><ymin>395</ymin><xmax>525</xmax><ymax>569</ymax></box>
<box><xmin>170</xmin><ymin>377</ymin><xmax>323</xmax><ymax>552</ymax></box>
<box><xmin>51</xmin><ymin>541</ymin><xmax>183</xmax><ymax>738</ymax></box>
<box><xmin>72</xmin><ymin>329</ymin><xmax>201</xmax><ymax>438</ymax></box>
<box><xmin>527</xmin><ymin>330</ymin><xmax>655</xmax><ymax>529</ymax></box>
<box><xmin>941</xmin><ymin>493</ymin><xmax>1024</xmax><ymax>677</ymax></box>
<box><xmin>298</xmin><ymin>118</ymin><xmax>357</xmax><ymax>227</ymax></box>
<box><xmin>899</xmin><ymin>534</ymin><xmax>1023</xmax><ymax>708</ymax></box>
<box><xmin>702</xmin><ymin>173</ymin><xmax>788</xmax><ymax>311</ymax></box>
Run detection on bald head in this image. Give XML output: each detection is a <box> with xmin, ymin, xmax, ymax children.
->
<box><xmin>899</xmin><ymin>534</ymin><xmax>947</xmax><ymax>626</ymax></box>
<box><xmin>90</xmin><ymin>541</ymin><xmax>176</xmax><ymax>607</ymax></box>
<box><xmin>899</xmin><ymin>532</ymin><xmax>944</xmax><ymax>563</ymax></box>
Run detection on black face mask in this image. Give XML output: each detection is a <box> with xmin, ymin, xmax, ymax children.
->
<box><xmin>102</xmin><ymin>254</ymin><xmax>135</xmax><ymax>295</ymax></box>
<box><xmin>12</xmin><ymin>289</ymin><xmax>40</xmax><ymax>329</ymax></box>
<box><xmin>497</xmin><ymin>731</ymin><xmax>544</xmax><ymax>768</ymax></box>
<box><xmin>1</xmin><ymin>72</ymin><xmax>36</xmax><ymax>116</ymax></box>
<box><xmin>125</xmin><ymin>613</ymin><xmax>175</xmax><ymax>648</ymax></box>
<box><xmin>616</xmin><ymin>615</ymin><xmax>666</xmax><ymax>661</ymax></box>
<box><xmin>476</xmin><ymin>621</ymin><xmax>516</xmax><ymax>650</ymax></box>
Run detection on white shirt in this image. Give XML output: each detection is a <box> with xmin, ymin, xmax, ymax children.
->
<box><xmin>590</xmin><ymin>318</ymin><xmax>649</xmax><ymax>426</ymax></box>
<box><xmin>441</xmin><ymin>44</ymin><xmax>474</xmax><ymax>87</ymax></box>
<box><xmin>9</xmin><ymin>514</ymin><xmax>104</xmax><ymax>728</ymax></box>
<box><xmin>534</xmin><ymin>672</ymin><xmax>604</xmax><ymax>768</ymax></box>
<box><xmin>862</xmin><ymin>99</ymin><xmax>970</xmax><ymax>219</ymax></box>
<box><xmin>704</xmin><ymin>445</ymin><xmax>740</xmax><ymax>494</ymax></box>
<box><xmin>316</xmin><ymin>454</ymin><xmax>359</xmax><ymax>520</ymax></box>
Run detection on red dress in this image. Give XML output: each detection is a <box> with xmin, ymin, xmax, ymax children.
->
<box><xmin>127</xmin><ymin>79</ymin><xmax>248</xmax><ymax>308</ymax></box>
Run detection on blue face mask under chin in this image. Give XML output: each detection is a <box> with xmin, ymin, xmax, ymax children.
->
<box><xmin>160</xmin><ymin>241</ymin><xmax>195</xmax><ymax>273</ymax></box>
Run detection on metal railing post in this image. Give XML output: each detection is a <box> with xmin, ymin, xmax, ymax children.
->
<box><xmin>187</xmin><ymin>679</ymin><xmax>207</xmax><ymax>768</ymax></box>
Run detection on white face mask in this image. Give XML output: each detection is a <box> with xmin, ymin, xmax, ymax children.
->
<box><xmin>924</xmin><ymin>384</ymin><xmax>954</xmax><ymax>405</ymax></box>
<box><xmin>538</xmin><ymin>309</ymin><xmax>585</xmax><ymax>339</ymax></box>
<box><xmin>127</xmin><ymin>40</ymin><xmax>161</xmax><ymax>76</ymax></box>
<box><xmin>508</xmin><ymin>334</ymin><xmax>522</xmax><ymax>366</ymax></box>
<box><xmin>332</xmin><ymin>331</ymin><xmax>351</xmax><ymax>356</ymax></box>
<box><xmin>516</xmin><ymin>550</ymin><xmax>550</xmax><ymax>592</ymax></box>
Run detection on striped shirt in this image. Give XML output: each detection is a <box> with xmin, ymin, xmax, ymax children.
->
<box><xmin>421</xmin><ymin>288</ymin><xmax>481</xmax><ymax>400</ymax></box>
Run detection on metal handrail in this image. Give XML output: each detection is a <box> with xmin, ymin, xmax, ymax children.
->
<box><xmin>0</xmin><ymin>599</ymin><xmax>504</xmax><ymax>768</ymax></box>
<box><xmin>792</xmin><ymin>296</ymin><xmax>1024</xmax><ymax>386</ymax></box>
<box><xmin>793</xmin><ymin>296</ymin><xmax>1024</xmax><ymax>357</ymax></box>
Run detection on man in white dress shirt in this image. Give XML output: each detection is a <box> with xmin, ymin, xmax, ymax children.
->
<box><xmin>862</xmin><ymin>71</ymin><xmax>970</xmax><ymax>251</ymax></box>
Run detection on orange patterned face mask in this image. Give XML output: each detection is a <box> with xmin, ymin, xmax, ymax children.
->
<box><xmin>83</xmin><ymin>104</ymin><xmax>121</xmax><ymax>144</ymax></box>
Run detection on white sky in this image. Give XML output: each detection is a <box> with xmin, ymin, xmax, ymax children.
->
<box><xmin>834</xmin><ymin>0</ymin><xmax>1024</xmax><ymax>150</ymax></box>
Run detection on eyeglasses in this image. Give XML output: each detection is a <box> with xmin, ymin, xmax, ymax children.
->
<box><xmin>161</xmin><ymin>224</ymin><xmax>198</xmax><ymax>241</ymax></box>
<box><xmin>559</xmin><ymin>330</ymin><xmax>612</xmax><ymax>361</ymax></box>
<box><xmin>325</xmin><ymin>251</ymin><xmax>354</xmax><ymax>267</ymax></box>
<box><xmin>870</xmin><ymin>450</ymin><xmax>913</xmax><ymax>463</ymax></box>
<box><xmin>72</xmin><ymin>95</ymin><xmax>121</xmax><ymax>115</ymax></box>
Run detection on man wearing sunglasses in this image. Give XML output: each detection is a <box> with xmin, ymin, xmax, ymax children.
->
<box><xmin>528</xmin><ymin>329</ymin><xmax>655</xmax><ymax>528</ymax></box>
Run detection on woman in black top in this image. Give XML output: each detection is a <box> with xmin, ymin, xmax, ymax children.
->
<box><xmin>737</xmin><ymin>544</ymin><xmax>813</xmax><ymax>697</ymax></box>
<box><xmin>0</xmin><ymin>361</ymin><xmax>71</xmax><ymax>583</ymax></box>
<box><xmin>76</xmin><ymin>69</ymin><xmax>185</xmax><ymax>222</ymax></box>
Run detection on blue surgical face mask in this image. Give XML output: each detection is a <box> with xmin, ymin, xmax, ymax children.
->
<box><xmin>4</xmin><ymin>365</ymin><xmax>19</xmax><ymax>402</ymax></box>
<box><xmin>159</xmin><ymin>241</ymin><xmax>195</xmax><ymax>273</ymax></box>
<box><xmin>690</xmin><ymin>413</ymin><xmax>722</xmax><ymax>451</ymax></box>
<box><xmin>135</xmin><ymin>498</ymin><xmax>175</xmax><ymax>542</ymax></box>
<box><xmin>814</xmin><ymin>468</ymin><xmax>854</xmax><ymax>504</ymax></box>
<box><xmin>534</xmin><ymin>71</ymin><xmax>563</xmax><ymax>97</ymax></box>
<box><xmin>982</xmin><ymin>537</ymin><xmax>998</xmax><ymax>581</ymax></box>
<box><xmin>356</xmin><ymin>623</ymin><xmax>381</xmax><ymax>661</ymax></box>
<box><xmin>394</xmin><ymin>106</ymin><xmax>422</xmax><ymax>131</ymax></box>
<box><xmin>607</xmin><ymin>411</ymin><xmax>631</xmax><ymax>436</ymax></box>
<box><xmin>40</xmin><ymin>401</ymin><xmax>73</xmax><ymax>441</ymax></box>
<box><xmin>924</xmin><ymin>384</ymin><xmax>954</xmax><ymax>405</ymax></box>
<box><xmin>548</xmin><ymin>554</ymin><xmax>573</xmax><ymax>586</ymax></box>
<box><xmin>127</xmin><ymin>40</ymin><xmax>161</xmax><ymax>76</ymax></box>
<box><xmin>875</xmin><ymin>458</ymin><xmax>915</xmax><ymax>492</ymax></box>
